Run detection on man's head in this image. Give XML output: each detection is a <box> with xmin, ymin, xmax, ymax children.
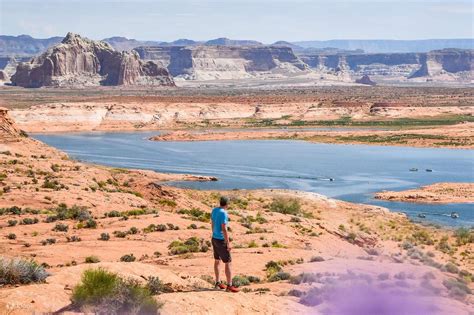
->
<box><xmin>219</xmin><ymin>196</ymin><xmax>229</xmax><ymax>208</ymax></box>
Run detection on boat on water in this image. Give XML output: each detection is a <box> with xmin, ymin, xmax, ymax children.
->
<box><xmin>418</xmin><ymin>213</ymin><xmax>426</xmax><ymax>218</ymax></box>
<box><xmin>409</xmin><ymin>168</ymin><xmax>418</xmax><ymax>172</ymax></box>
<box><xmin>426</xmin><ymin>169</ymin><xmax>433</xmax><ymax>172</ymax></box>
<box><xmin>451</xmin><ymin>212</ymin><xmax>459</xmax><ymax>219</ymax></box>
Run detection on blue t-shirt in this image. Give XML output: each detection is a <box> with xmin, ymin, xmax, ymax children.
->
<box><xmin>211</xmin><ymin>207</ymin><xmax>228</xmax><ymax>240</ymax></box>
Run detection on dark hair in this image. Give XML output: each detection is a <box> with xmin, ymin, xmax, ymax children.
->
<box><xmin>220</xmin><ymin>196</ymin><xmax>229</xmax><ymax>207</ymax></box>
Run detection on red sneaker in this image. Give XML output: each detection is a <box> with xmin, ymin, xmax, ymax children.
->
<box><xmin>215</xmin><ymin>282</ymin><xmax>227</xmax><ymax>290</ymax></box>
<box><xmin>226</xmin><ymin>285</ymin><xmax>239</xmax><ymax>293</ymax></box>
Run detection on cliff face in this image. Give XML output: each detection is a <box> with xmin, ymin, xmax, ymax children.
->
<box><xmin>300</xmin><ymin>49</ymin><xmax>473</xmax><ymax>80</ymax></box>
<box><xmin>134</xmin><ymin>45</ymin><xmax>309</xmax><ymax>80</ymax></box>
<box><xmin>409</xmin><ymin>49</ymin><xmax>473</xmax><ymax>78</ymax></box>
<box><xmin>0</xmin><ymin>107</ymin><xmax>24</xmax><ymax>141</ymax></box>
<box><xmin>10</xmin><ymin>33</ymin><xmax>174</xmax><ymax>88</ymax></box>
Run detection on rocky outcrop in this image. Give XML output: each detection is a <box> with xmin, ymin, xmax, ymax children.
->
<box><xmin>134</xmin><ymin>45</ymin><xmax>309</xmax><ymax>80</ymax></box>
<box><xmin>0</xmin><ymin>107</ymin><xmax>24</xmax><ymax>141</ymax></box>
<box><xmin>356</xmin><ymin>75</ymin><xmax>376</xmax><ymax>86</ymax></box>
<box><xmin>10</xmin><ymin>33</ymin><xmax>174</xmax><ymax>88</ymax></box>
<box><xmin>409</xmin><ymin>49</ymin><xmax>473</xmax><ymax>78</ymax></box>
<box><xmin>0</xmin><ymin>70</ymin><xmax>8</xmax><ymax>82</ymax></box>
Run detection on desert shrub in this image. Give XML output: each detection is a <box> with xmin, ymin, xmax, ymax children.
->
<box><xmin>445</xmin><ymin>262</ymin><xmax>459</xmax><ymax>274</ymax></box>
<box><xmin>232</xmin><ymin>275</ymin><xmax>251</xmax><ymax>287</ymax></box>
<box><xmin>20</xmin><ymin>217</ymin><xmax>39</xmax><ymax>225</ymax></box>
<box><xmin>271</xmin><ymin>240</ymin><xmax>285</xmax><ymax>248</ymax></box>
<box><xmin>84</xmin><ymin>219</ymin><xmax>97</xmax><ymax>229</ymax></box>
<box><xmin>7</xmin><ymin>220</ymin><xmax>17</xmax><ymax>227</ymax></box>
<box><xmin>53</xmin><ymin>223</ymin><xmax>69</xmax><ymax>232</ymax></box>
<box><xmin>166</xmin><ymin>223</ymin><xmax>179</xmax><ymax>230</ymax></box>
<box><xmin>168</xmin><ymin>237</ymin><xmax>209</xmax><ymax>255</ymax></box>
<box><xmin>454</xmin><ymin>227</ymin><xmax>474</xmax><ymax>245</ymax></box>
<box><xmin>156</xmin><ymin>224</ymin><xmax>167</xmax><ymax>232</ymax></box>
<box><xmin>41</xmin><ymin>238</ymin><xmax>56</xmax><ymax>246</ymax></box>
<box><xmin>289</xmin><ymin>273</ymin><xmax>319</xmax><ymax>285</ymax></box>
<box><xmin>443</xmin><ymin>278</ymin><xmax>472</xmax><ymax>299</ymax></box>
<box><xmin>85</xmin><ymin>256</ymin><xmax>100</xmax><ymax>263</ymax></box>
<box><xmin>187</xmin><ymin>223</ymin><xmax>198</xmax><ymax>229</ymax></box>
<box><xmin>71</xmin><ymin>268</ymin><xmax>159</xmax><ymax>314</ymax></box>
<box><xmin>265</xmin><ymin>261</ymin><xmax>282</xmax><ymax>274</ymax></box>
<box><xmin>113</xmin><ymin>231</ymin><xmax>128</xmax><ymax>238</ymax></box>
<box><xmin>247</xmin><ymin>240</ymin><xmax>258</xmax><ymax>248</ymax></box>
<box><xmin>99</xmin><ymin>233</ymin><xmax>110</xmax><ymax>241</ymax></box>
<box><xmin>153</xmin><ymin>251</ymin><xmax>162</xmax><ymax>258</ymax></box>
<box><xmin>158</xmin><ymin>199</ymin><xmax>177</xmax><ymax>207</ymax></box>
<box><xmin>268</xmin><ymin>272</ymin><xmax>291</xmax><ymax>282</ymax></box>
<box><xmin>288</xmin><ymin>289</ymin><xmax>304</xmax><ymax>297</ymax></box>
<box><xmin>145</xmin><ymin>276</ymin><xmax>172</xmax><ymax>294</ymax></box>
<box><xmin>120</xmin><ymin>254</ymin><xmax>136</xmax><ymax>262</ymax></box>
<box><xmin>128</xmin><ymin>227</ymin><xmax>139</xmax><ymax>235</ymax></box>
<box><xmin>105</xmin><ymin>211</ymin><xmax>121</xmax><ymax>218</ymax></box>
<box><xmin>269</xmin><ymin>197</ymin><xmax>301</xmax><ymax>215</ymax></box>
<box><xmin>7</xmin><ymin>233</ymin><xmax>16</xmax><ymax>240</ymax></box>
<box><xmin>378</xmin><ymin>273</ymin><xmax>390</xmax><ymax>281</ymax></box>
<box><xmin>290</xmin><ymin>216</ymin><xmax>301</xmax><ymax>223</ymax></box>
<box><xmin>0</xmin><ymin>257</ymin><xmax>49</xmax><ymax>285</ymax></box>
<box><xmin>310</xmin><ymin>256</ymin><xmax>324</xmax><ymax>262</ymax></box>
<box><xmin>49</xmin><ymin>204</ymin><xmax>91</xmax><ymax>222</ymax></box>
<box><xmin>412</xmin><ymin>230</ymin><xmax>434</xmax><ymax>245</ymax></box>
<box><xmin>178</xmin><ymin>208</ymin><xmax>210</xmax><ymax>222</ymax></box>
<box><xmin>346</xmin><ymin>232</ymin><xmax>357</xmax><ymax>243</ymax></box>
<box><xmin>67</xmin><ymin>235</ymin><xmax>82</xmax><ymax>242</ymax></box>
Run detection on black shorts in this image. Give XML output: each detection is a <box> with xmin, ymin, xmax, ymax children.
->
<box><xmin>212</xmin><ymin>238</ymin><xmax>231</xmax><ymax>263</ymax></box>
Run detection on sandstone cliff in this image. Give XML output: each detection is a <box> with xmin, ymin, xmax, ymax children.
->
<box><xmin>300</xmin><ymin>49</ymin><xmax>473</xmax><ymax>82</ymax></box>
<box><xmin>134</xmin><ymin>45</ymin><xmax>309</xmax><ymax>80</ymax></box>
<box><xmin>0</xmin><ymin>107</ymin><xmax>24</xmax><ymax>141</ymax></box>
<box><xmin>409</xmin><ymin>49</ymin><xmax>473</xmax><ymax>78</ymax></box>
<box><xmin>10</xmin><ymin>33</ymin><xmax>174</xmax><ymax>88</ymax></box>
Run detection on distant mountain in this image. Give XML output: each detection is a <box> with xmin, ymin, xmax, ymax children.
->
<box><xmin>292</xmin><ymin>39</ymin><xmax>474</xmax><ymax>53</ymax></box>
<box><xmin>103</xmin><ymin>37</ymin><xmax>163</xmax><ymax>51</ymax></box>
<box><xmin>205</xmin><ymin>37</ymin><xmax>262</xmax><ymax>46</ymax></box>
<box><xmin>0</xmin><ymin>35</ymin><xmax>62</xmax><ymax>56</ymax></box>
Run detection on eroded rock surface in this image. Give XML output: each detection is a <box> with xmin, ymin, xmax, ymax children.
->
<box><xmin>11</xmin><ymin>33</ymin><xmax>174</xmax><ymax>87</ymax></box>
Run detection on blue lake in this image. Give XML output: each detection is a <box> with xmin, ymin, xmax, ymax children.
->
<box><xmin>34</xmin><ymin>132</ymin><xmax>474</xmax><ymax>228</ymax></box>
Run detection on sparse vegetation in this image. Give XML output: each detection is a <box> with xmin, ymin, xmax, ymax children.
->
<box><xmin>99</xmin><ymin>233</ymin><xmax>110</xmax><ymax>241</ymax></box>
<box><xmin>168</xmin><ymin>237</ymin><xmax>209</xmax><ymax>255</ymax></box>
<box><xmin>0</xmin><ymin>257</ymin><xmax>49</xmax><ymax>285</ymax></box>
<box><xmin>120</xmin><ymin>254</ymin><xmax>136</xmax><ymax>262</ymax></box>
<box><xmin>178</xmin><ymin>208</ymin><xmax>211</xmax><ymax>222</ymax></box>
<box><xmin>71</xmin><ymin>268</ymin><xmax>160</xmax><ymax>314</ymax></box>
<box><xmin>85</xmin><ymin>256</ymin><xmax>100</xmax><ymax>263</ymax></box>
<box><xmin>269</xmin><ymin>197</ymin><xmax>301</xmax><ymax>215</ymax></box>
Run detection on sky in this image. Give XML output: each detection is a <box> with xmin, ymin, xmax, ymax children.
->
<box><xmin>0</xmin><ymin>0</ymin><xmax>473</xmax><ymax>42</ymax></box>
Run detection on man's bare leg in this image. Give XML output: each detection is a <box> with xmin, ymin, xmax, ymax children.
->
<box><xmin>214</xmin><ymin>259</ymin><xmax>221</xmax><ymax>283</ymax></box>
<box><xmin>225</xmin><ymin>262</ymin><xmax>232</xmax><ymax>286</ymax></box>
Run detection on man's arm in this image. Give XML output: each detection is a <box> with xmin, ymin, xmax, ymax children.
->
<box><xmin>222</xmin><ymin>223</ymin><xmax>231</xmax><ymax>251</ymax></box>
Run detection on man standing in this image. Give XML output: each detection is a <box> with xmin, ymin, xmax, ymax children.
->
<box><xmin>211</xmin><ymin>196</ymin><xmax>239</xmax><ymax>293</ymax></box>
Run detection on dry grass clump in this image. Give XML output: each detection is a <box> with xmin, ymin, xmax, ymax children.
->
<box><xmin>71</xmin><ymin>268</ymin><xmax>160</xmax><ymax>314</ymax></box>
<box><xmin>0</xmin><ymin>256</ymin><xmax>49</xmax><ymax>285</ymax></box>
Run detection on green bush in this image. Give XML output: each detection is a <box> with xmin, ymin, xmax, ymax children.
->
<box><xmin>443</xmin><ymin>278</ymin><xmax>472</xmax><ymax>299</ymax></box>
<box><xmin>53</xmin><ymin>223</ymin><xmax>69</xmax><ymax>232</ymax></box>
<box><xmin>0</xmin><ymin>257</ymin><xmax>49</xmax><ymax>285</ymax></box>
<box><xmin>168</xmin><ymin>237</ymin><xmax>209</xmax><ymax>255</ymax></box>
<box><xmin>445</xmin><ymin>262</ymin><xmax>459</xmax><ymax>274</ymax></box>
<box><xmin>99</xmin><ymin>233</ymin><xmax>110</xmax><ymax>241</ymax></box>
<box><xmin>85</xmin><ymin>256</ymin><xmax>100</xmax><ymax>264</ymax></box>
<box><xmin>454</xmin><ymin>227</ymin><xmax>474</xmax><ymax>245</ymax></box>
<box><xmin>7</xmin><ymin>233</ymin><xmax>16</xmax><ymax>240</ymax></box>
<box><xmin>7</xmin><ymin>220</ymin><xmax>17</xmax><ymax>227</ymax></box>
<box><xmin>20</xmin><ymin>217</ymin><xmax>39</xmax><ymax>225</ymax></box>
<box><xmin>71</xmin><ymin>268</ymin><xmax>160</xmax><ymax>314</ymax></box>
<box><xmin>178</xmin><ymin>208</ymin><xmax>211</xmax><ymax>222</ymax></box>
<box><xmin>120</xmin><ymin>254</ymin><xmax>136</xmax><ymax>262</ymax></box>
<box><xmin>268</xmin><ymin>272</ymin><xmax>291</xmax><ymax>282</ymax></box>
<box><xmin>269</xmin><ymin>197</ymin><xmax>301</xmax><ymax>215</ymax></box>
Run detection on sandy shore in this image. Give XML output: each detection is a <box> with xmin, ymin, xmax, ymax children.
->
<box><xmin>0</xmin><ymin>108</ymin><xmax>473</xmax><ymax>314</ymax></box>
<box><xmin>375</xmin><ymin>183</ymin><xmax>474</xmax><ymax>204</ymax></box>
<box><xmin>150</xmin><ymin>122</ymin><xmax>474</xmax><ymax>148</ymax></box>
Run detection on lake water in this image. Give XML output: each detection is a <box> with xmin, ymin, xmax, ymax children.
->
<box><xmin>34</xmin><ymin>132</ymin><xmax>474</xmax><ymax>228</ymax></box>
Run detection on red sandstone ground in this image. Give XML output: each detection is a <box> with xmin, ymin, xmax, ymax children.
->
<box><xmin>0</xmin><ymin>108</ymin><xmax>473</xmax><ymax>314</ymax></box>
